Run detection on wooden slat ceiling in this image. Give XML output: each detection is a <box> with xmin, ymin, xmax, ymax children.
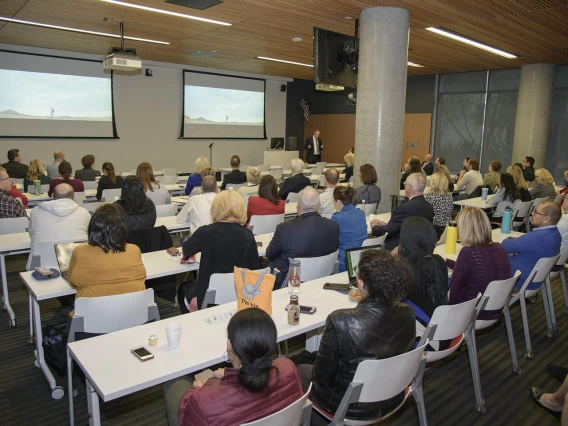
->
<box><xmin>0</xmin><ymin>0</ymin><xmax>567</xmax><ymax>80</ymax></box>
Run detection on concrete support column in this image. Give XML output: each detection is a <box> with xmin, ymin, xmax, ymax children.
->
<box><xmin>512</xmin><ymin>64</ymin><xmax>556</xmax><ymax>168</ymax></box>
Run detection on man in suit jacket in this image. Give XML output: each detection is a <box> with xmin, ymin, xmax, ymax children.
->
<box><xmin>46</xmin><ymin>150</ymin><xmax>65</xmax><ymax>179</ymax></box>
<box><xmin>421</xmin><ymin>154</ymin><xmax>434</xmax><ymax>176</ymax></box>
<box><xmin>220</xmin><ymin>154</ymin><xmax>247</xmax><ymax>190</ymax></box>
<box><xmin>502</xmin><ymin>201</ymin><xmax>561</xmax><ymax>291</ymax></box>
<box><xmin>370</xmin><ymin>173</ymin><xmax>434</xmax><ymax>250</ymax></box>
<box><xmin>304</xmin><ymin>129</ymin><xmax>324</xmax><ymax>164</ymax></box>
<box><xmin>266</xmin><ymin>187</ymin><xmax>339</xmax><ymax>288</ymax></box>
<box><xmin>278</xmin><ymin>158</ymin><xmax>310</xmax><ymax>201</ymax></box>
<box><xmin>2</xmin><ymin>149</ymin><xmax>29</xmax><ymax>179</ymax></box>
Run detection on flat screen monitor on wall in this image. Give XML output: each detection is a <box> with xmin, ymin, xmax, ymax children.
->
<box><xmin>313</xmin><ymin>27</ymin><xmax>358</xmax><ymax>89</ymax></box>
<box><xmin>0</xmin><ymin>50</ymin><xmax>117</xmax><ymax>139</ymax></box>
<box><xmin>270</xmin><ymin>137</ymin><xmax>284</xmax><ymax>149</ymax></box>
<box><xmin>181</xmin><ymin>70</ymin><xmax>266</xmax><ymax>139</ymax></box>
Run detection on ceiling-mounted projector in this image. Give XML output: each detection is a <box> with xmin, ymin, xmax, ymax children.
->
<box><xmin>103</xmin><ymin>48</ymin><xmax>142</xmax><ymax>71</ymax></box>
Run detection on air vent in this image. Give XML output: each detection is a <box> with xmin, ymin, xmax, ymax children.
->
<box><xmin>188</xmin><ymin>51</ymin><xmax>217</xmax><ymax>58</ymax></box>
<box><xmin>165</xmin><ymin>0</ymin><xmax>223</xmax><ymax>10</ymax></box>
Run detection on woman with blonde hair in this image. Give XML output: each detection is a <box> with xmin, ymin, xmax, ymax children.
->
<box><xmin>343</xmin><ymin>152</ymin><xmax>354</xmax><ymax>182</ymax></box>
<box><xmin>436</xmin><ymin>164</ymin><xmax>454</xmax><ymax>192</ymax></box>
<box><xmin>507</xmin><ymin>165</ymin><xmax>531</xmax><ymax>201</ymax></box>
<box><xmin>530</xmin><ymin>168</ymin><xmax>556</xmax><ymax>201</ymax></box>
<box><xmin>238</xmin><ymin>167</ymin><xmax>261</xmax><ymax>196</ymax></box>
<box><xmin>424</xmin><ymin>171</ymin><xmax>454</xmax><ymax>237</ymax></box>
<box><xmin>178</xmin><ymin>190</ymin><xmax>260</xmax><ymax>313</ymax></box>
<box><xmin>24</xmin><ymin>159</ymin><xmax>50</xmax><ymax>190</ymax></box>
<box><xmin>136</xmin><ymin>162</ymin><xmax>171</xmax><ymax>205</ymax></box>
<box><xmin>445</xmin><ymin>207</ymin><xmax>511</xmax><ymax>320</ymax></box>
<box><xmin>185</xmin><ymin>157</ymin><xmax>210</xmax><ymax>195</ymax></box>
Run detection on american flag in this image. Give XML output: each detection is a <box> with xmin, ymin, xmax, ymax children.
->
<box><xmin>300</xmin><ymin>98</ymin><xmax>309</xmax><ymax>122</ymax></box>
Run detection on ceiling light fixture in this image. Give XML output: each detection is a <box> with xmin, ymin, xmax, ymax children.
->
<box><xmin>0</xmin><ymin>16</ymin><xmax>169</xmax><ymax>44</ymax></box>
<box><xmin>256</xmin><ymin>56</ymin><xmax>313</xmax><ymax>67</ymax></box>
<box><xmin>101</xmin><ymin>0</ymin><xmax>232</xmax><ymax>26</ymax></box>
<box><xmin>425</xmin><ymin>27</ymin><xmax>517</xmax><ymax>59</ymax></box>
<box><xmin>291</xmin><ymin>37</ymin><xmax>303</xmax><ymax>42</ymax></box>
<box><xmin>407</xmin><ymin>62</ymin><xmax>424</xmax><ymax>67</ymax></box>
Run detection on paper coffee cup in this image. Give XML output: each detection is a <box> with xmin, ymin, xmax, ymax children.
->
<box><xmin>166</xmin><ymin>322</ymin><xmax>181</xmax><ymax>348</ymax></box>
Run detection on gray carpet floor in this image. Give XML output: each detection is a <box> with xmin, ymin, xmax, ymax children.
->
<box><xmin>0</xmin><ymin>254</ymin><xmax>564</xmax><ymax>425</ymax></box>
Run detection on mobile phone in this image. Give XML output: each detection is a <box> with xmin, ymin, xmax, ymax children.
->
<box><xmin>323</xmin><ymin>283</ymin><xmax>350</xmax><ymax>291</ymax></box>
<box><xmin>131</xmin><ymin>346</ymin><xmax>154</xmax><ymax>362</ymax></box>
<box><xmin>256</xmin><ymin>241</ymin><xmax>263</xmax><ymax>247</ymax></box>
<box><xmin>285</xmin><ymin>305</ymin><xmax>317</xmax><ymax>314</ymax></box>
<box><xmin>34</xmin><ymin>267</ymin><xmax>54</xmax><ymax>277</ymax></box>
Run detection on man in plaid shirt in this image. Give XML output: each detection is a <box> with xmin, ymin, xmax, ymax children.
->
<box><xmin>0</xmin><ymin>167</ymin><xmax>27</xmax><ymax>218</ymax></box>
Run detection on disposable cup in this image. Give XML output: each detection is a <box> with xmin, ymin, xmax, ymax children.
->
<box><xmin>166</xmin><ymin>322</ymin><xmax>181</xmax><ymax>348</ymax></box>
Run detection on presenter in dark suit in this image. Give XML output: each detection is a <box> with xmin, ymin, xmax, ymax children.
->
<box><xmin>266</xmin><ymin>187</ymin><xmax>339</xmax><ymax>288</ymax></box>
<box><xmin>304</xmin><ymin>129</ymin><xmax>324</xmax><ymax>164</ymax></box>
<box><xmin>370</xmin><ymin>173</ymin><xmax>434</xmax><ymax>250</ymax></box>
<box><xmin>278</xmin><ymin>158</ymin><xmax>310</xmax><ymax>201</ymax></box>
<box><xmin>220</xmin><ymin>155</ymin><xmax>247</xmax><ymax>190</ymax></box>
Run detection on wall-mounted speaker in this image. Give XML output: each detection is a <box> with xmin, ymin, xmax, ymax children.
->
<box><xmin>281</xmin><ymin>84</ymin><xmax>287</xmax><ymax>92</ymax></box>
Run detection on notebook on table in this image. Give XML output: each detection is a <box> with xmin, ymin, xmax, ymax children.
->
<box><xmin>345</xmin><ymin>246</ymin><xmax>382</xmax><ymax>286</ymax></box>
<box><xmin>55</xmin><ymin>241</ymin><xmax>88</xmax><ymax>281</ymax></box>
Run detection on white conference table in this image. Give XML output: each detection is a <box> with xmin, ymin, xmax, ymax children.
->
<box><xmin>67</xmin><ymin>272</ymin><xmax>354</xmax><ymax>425</ymax></box>
<box><xmin>453</xmin><ymin>195</ymin><xmax>495</xmax><ymax>210</ymax></box>
<box><xmin>366</xmin><ymin>213</ymin><xmax>392</xmax><ymax>233</ymax></box>
<box><xmin>164</xmin><ymin>184</ymin><xmax>186</xmax><ymax>195</ymax></box>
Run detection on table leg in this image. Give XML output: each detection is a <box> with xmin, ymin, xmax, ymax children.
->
<box><xmin>28</xmin><ymin>293</ymin><xmax>35</xmax><ymax>343</ymax></box>
<box><xmin>68</xmin><ymin>346</ymin><xmax>75</xmax><ymax>426</ymax></box>
<box><xmin>1</xmin><ymin>254</ymin><xmax>16</xmax><ymax>327</ymax></box>
<box><xmin>86</xmin><ymin>379</ymin><xmax>101</xmax><ymax>426</ymax></box>
<box><xmin>305</xmin><ymin>327</ymin><xmax>324</xmax><ymax>352</ymax></box>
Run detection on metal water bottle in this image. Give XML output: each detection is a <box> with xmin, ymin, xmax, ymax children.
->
<box><xmin>501</xmin><ymin>207</ymin><xmax>512</xmax><ymax>234</ymax></box>
<box><xmin>445</xmin><ymin>221</ymin><xmax>458</xmax><ymax>254</ymax></box>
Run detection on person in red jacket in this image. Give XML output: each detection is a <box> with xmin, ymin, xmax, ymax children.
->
<box><xmin>9</xmin><ymin>184</ymin><xmax>28</xmax><ymax>208</ymax></box>
<box><xmin>163</xmin><ymin>308</ymin><xmax>303</xmax><ymax>426</ymax></box>
<box><xmin>246</xmin><ymin>175</ymin><xmax>285</xmax><ymax>227</ymax></box>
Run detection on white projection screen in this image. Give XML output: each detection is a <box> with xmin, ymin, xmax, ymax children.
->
<box><xmin>181</xmin><ymin>71</ymin><xmax>266</xmax><ymax>139</ymax></box>
<box><xmin>0</xmin><ymin>50</ymin><xmax>117</xmax><ymax>138</ymax></box>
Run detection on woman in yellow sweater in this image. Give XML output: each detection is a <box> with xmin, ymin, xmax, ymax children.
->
<box><xmin>68</xmin><ymin>203</ymin><xmax>146</xmax><ymax>301</ymax></box>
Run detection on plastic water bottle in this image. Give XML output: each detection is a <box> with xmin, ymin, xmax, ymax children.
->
<box><xmin>445</xmin><ymin>221</ymin><xmax>458</xmax><ymax>254</ymax></box>
<box><xmin>288</xmin><ymin>259</ymin><xmax>301</xmax><ymax>295</ymax></box>
<box><xmin>501</xmin><ymin>207</ymin><xmax>512</xmax><ymax>234</ymax></box>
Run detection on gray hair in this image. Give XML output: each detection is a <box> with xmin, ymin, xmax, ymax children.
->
<box><xmin>246</xmin><ymin>167</ymin><xmax>261</xmax><ymax>184</ymax></box>
<box><xmin>290</xmin><ymin>158</ymin><xmax>304</xmax><ymax>173</ymax></box>
<box><xmin>298</xmin><ymin>187</ymin><xmax>320</xmax><ymax>213</ymax></box>
<box><xmin>407</xmin><ymin>173</ymin><xmax>426</xmax><ymax>193</ymax></box>
<box><xmin>202</xmin><ymin>175</ymin><xmax>217</xmax><ymax>193</ymax></box>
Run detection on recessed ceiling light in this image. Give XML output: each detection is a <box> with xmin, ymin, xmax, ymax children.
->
<box><xmin>0</xmin><ymin>16</ymin><xmax>169</xmax><ymax>44</ymax></box>
<box><xmin>256</xmin><ymin>56</ymin><xmax>313</xmax><ymax>67</ymax></box>
<box><xmin>344</xmin><ymin>16</ymin><xmax>353</xmax><ymax>20</ymax></box>
<box><xmin>101</xmin><ymin>0</ymin><xmax>231</xmax><ymax>26</ymax></box>
<box><xmin>291</xmin><ymin>37</ymin><xmax>303</xmax><ymax>42</ymax></box>
<box><xmin>407</xmin><ymin>62</ymin><xmax>424</xmax><ymax>68</ymax></box>
<box><xmin>426</xmin><ymin>27</ymin><xmax>517</xmax><ymax>59</ymax></box>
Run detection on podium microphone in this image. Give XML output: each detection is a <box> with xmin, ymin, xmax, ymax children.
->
<box><xmin>209</xmin><ymin>142</ymin><xmax>214</xmax><ymax>148</ymax></box>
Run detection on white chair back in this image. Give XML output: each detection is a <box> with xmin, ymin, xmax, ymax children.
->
<box><xmin>286</xmin><ymin>192</ymin><xmax>299</xmax><ymax>203</ymax></box>
<box><xmin>512</xmin><ymin>200</ymin><xmax>533</xmax><ymax>230</ymax></box>
<box><xmin>162</xmin><ymin>168</ymin><xmax>177</xmax><ymax>176</ymax></box>
<box><xmin>73</xmin><ymin>192</ymin><xmax>86</xmax><ymax>205</ymax></box>
<box><xmin>475</xmin><ymin>272</ymin><xmax>520</xmax><ymax>330</ymax></box>
<box><xmin>243</xmin><ymin>194</ymin><xmax>251</xmax><ymax>207</ymax></box>
<box><xmin>27</xmin><ymin>184</ymin><xmax>50</xmax><ymax>194</ymax></box>
<box><xmin>321</xmin><ymin>213</ymin><xmax>333</xmax><ymax>219</ymax></box>
<box><xmin>160</xmin><ymin>175</ymin><xmax>178</xmax><ymax>185</ymax></box>
<box><xmin>82</xmin><ymin>181</ymin><xmax>97</xmax><ymax>190</ymax></box>
<box><xmin>362</xmin><ymin>234</ymin><xmax>388</xmax><ymax>247</ymax></box>
<box><xmin>189</xmin><ymin>187</ymin><xmax>202</xmax><ymax>197</ymax></box>
<box><xmin>429</xmin><ymin>296</ymin><xmax>480</xmax><ymax>341</ymax></box>
<box><xmin>269</xmin><ymin>168</ymin><xmax>283</xmax><ymax>180</ymax></box>
<box><xmin>531</xmin><ymin>196</ymin><xmax>549</xmax><ymax>211</ymax></box>
<box><xmin>82</xmin><ymin>202</ymin><xmax>101</xmax><ymax>213</ymax></box>
<box><xmin>30</xmin><ymin>241</ymin><xmax>59</xmax><ymax>269</ymax></box>
<box><xmin>241</xmin><ymin>383</ymin><xmax>313</xmax><ymax>426</ymax></box>
<box><xmin>257</xmin><ymin>165</ymin><xmax>270</xmax><ymax>172</ymax></box>
<box><xmin>226</xmin><ymin>183</ymin><xmax>246</xmax><ymax>191</ymax></box>
<box><xmin>0</xmin><ymin>216</ymin><xmax>29</xmax><ymax>235</ymax></box>
<box><xmin>556</xmin><ymin>245</ymin><xmax>568</xmax><ymax>267</ymax></box>
<box><xmin>356</xmin><ymin>203</ymin><xmax>378</xmax><ymax>216</ymax></box>
<box><xmin>293</xmin><ymin>250</ymin><xmax>338</xmax><ymax>282</ymax></box>
<box><xmin>74</xmin><ymin>289</ymin><xmax>156</xmax><ymax>334</ymax></box>
<box><xmin>101</xmin><ymin>188</ymin><xmax>122</xmax><ymax>201</ymax></box>
<box><xmin>316</xmin><ymin>162</ymin><xmax>327</xmax><ymax>168</ymax></box>
<box><xmin>249</xmin><ymin>214</ymin><xmax>284</xmax><ymax>234</ymax></box>
<box><xmin>155</xmin><ymin>203</ymin><xmax>177</xmax><ymax>218</ymax></box>
<box><xmin>312</xmin><ymin>167</ymin><xmax>324</xmax><ymax>176</ymax></box>
<box><xmin>318</xmin><ymin>175</ymin><xmax>326</xmax><ymax>187</ymax></box>
<box><xmin>532</xmin><ymin>255</ymin><xmax>561</xmax><ymax>283</ymax></box>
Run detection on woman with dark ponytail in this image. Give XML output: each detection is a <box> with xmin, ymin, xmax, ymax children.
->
<box><xmin>331</xmin><ymin>185</ymin><xmax>367</xmax><ymax>272</ymax></box>
<box><xmin>165</xmin><ymin>308</ymin><xmax>303</xmax><ymax>426</ymax></box>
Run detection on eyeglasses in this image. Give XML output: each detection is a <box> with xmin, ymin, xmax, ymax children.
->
<box><xmin>532</xmin><ymin>210</ymin><xmax>547</xmax><ymax>217</ymax></box>
<box><xmin>0</xmin><ymin>177</ymin><xmax>12</xmax><ymax>184</ymax></box>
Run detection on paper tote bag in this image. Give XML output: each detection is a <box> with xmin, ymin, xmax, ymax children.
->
<box><xmin>234</xmin><ymin>267</ymin><xmax>275</xmax><ymax>315</ymax></box>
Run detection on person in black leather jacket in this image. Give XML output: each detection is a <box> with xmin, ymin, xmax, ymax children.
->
<box><xmin>298</xmin><ymin>249</ymin><xmax>416</xmax><ymax>422</ymax></box>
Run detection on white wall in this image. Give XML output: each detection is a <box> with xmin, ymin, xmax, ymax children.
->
<box><xmin>0</xmin><ymin>43</ymin><xmax>289</xmax><ymax>173</ymax></box>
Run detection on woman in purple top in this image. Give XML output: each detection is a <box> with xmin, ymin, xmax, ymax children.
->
<box><xmin>447</xmin><ymin>207</ymin><xmax>511</xmax><ymax>321</ymax></box>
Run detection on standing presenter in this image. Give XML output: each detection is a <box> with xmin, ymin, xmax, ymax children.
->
<box><xmin>304</xmin><ymin>129</ymin><xmax>324</xmax><ymax>164</ymax></box>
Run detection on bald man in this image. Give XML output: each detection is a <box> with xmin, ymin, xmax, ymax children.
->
<box><xmin>422</xmin><ymin>154</ymin><xmax>434</xmax><ymax>176</ymax></box>
<box><xmin>319</xmin><ymin>168</ymin><xmax>339</xmax><ymax>214</ymax></box>
<box><xmin>47</xmin><ymin>150</ymin><xmax>65</xmax><ymax>179</ymax></box>
<box><xmin>266</xmin><ymin>187</ymin><xmax>339</xmax><ymax>288</ymax></box>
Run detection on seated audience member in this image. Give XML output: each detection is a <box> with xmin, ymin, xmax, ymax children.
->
<box><xmin>562</xmin><ymin>171</ymin><xmax>568</xmax><ymax>195</ymax></box>
<box><xmin>220</xmin><ymin>155</ymin><xmax>247</xmax><ymax>190</ymax></box>
<box><xmin>435</xmin><ymin>156</ymin><xmax>446</xmax><ymax>167</ymax></box>
<box><xmin>370</xmin><ymin>173</ymin><xmax>433</xmax><ymax>250</ymax></box>
<box><xmin>115</xmin><ymin>176</ymin><xmax>156</xmax><ymax>231</ymax></box>
<box><xmin>278</xmin><ymin>158</ymin><xmax>310</xmax><ymax>201</ymax></box>
<box><xmin>421</xmin><ymin>153</ymin><xmax>434</xmax><ymax>176</ymax></box>
<box><xmin>487</xmin><ymin>173</ymin><xmax>520</xmax><ymax>222</ymax></box>
<box><xmin>456</xmin><ymin>158</ymin><xmax>483</xmax><ymax>197</ymax></box>
<box><xmin>342</xmin><ymin>152</ymin><xmax>354</xmax><ymax>182</ymax></box>
<box><xmin>8</xmin><ymin>184</ymin><xmax>28</xmax><ymax>209</ymax></box>
<box><xmin>507</xmin><ymin>165</ymin><xmax>532</xmax><ymax>202</ymax></box>
<box><xmin>24</xmin><ymin>159</ymin><xmax>51</xmax><ymax>191</ymax></box>
<box><xmin>331</xmin><ymin>186</ymin><xmax>367</xmax><ymax>272</ymax></box>
<box><xmin>96</xmin><ymin>162</ymin><xmax>124</xmax><ymax>201</ymax></box>
<box><xmin>399</xmin><ymin>217</ymin><xmax>448</xmax><ymax>325</ymax></box>
<box><xmin>530</xmin><ymin>371</ymin><xmax>568</xmax><ymax>422</ymax></box>
<box><xmin>0</xmin><ymin>167</ymin><xmax>27</xmax><ymax>218</ymax></box>
<box><xmin>424</xmin><ymin>172</ymin><xmax>454</xmax><ymax>236</ymax></box>
<box><xmin>136</xmin><ymin>162</ymin><xmax>171</xmax><ymax>205</ymax></box>
<box><xmin>68</xmin><ymin>203</ymin><xmax>146</xmax><ymax>308</ymax></box>
<box><xmin>46</xmin><ymin>150</ymin><xmax>65</xmax><ymax>179</ymax></box>
<box><xmin>48</xmin><ymin>161</ymin><xmax>84</xmax><ymax>197</ymax></box>
<box><xmin>559</xmin><ymin>196</ymin><xmax>568</xmax><ymax>249</ymax></box>
<box><xmin>164</xmin><ymin>308</ymin><xmax>303</xmax><ymax>426</ymax></box>
<box><xmin>461</xmin><ymin>157</ymin><xmax>471</xmax><ymax>173</ymax></box>
<box><xmin>184</xmin><ymin>157</ymin><xmax>209</xmax><ymax>195</ymax></box>
<box><xmin>177</xmin><ymin>175</ymin><xmax>218</xmax><ymax>233</ymax></box>
<box><xmin>483</xmin><ymin>160</ymin><xmax>502</xmax><ymax>191</ymax></box>
<box><xmin>237</xmin><ymin>167</ymin><xmax>261</xmax><ymax>196</ymax></box>
<box><xmin>436</xmin><ymin>164</ymin><xmax>454</xmax><ymax>192</ymax></box>
<box><xmin>297</xmin><ymin>250</ymin><xmax>415</xmax><ymax>422</ymax></box>
<box><xmin>2</xmin><ymin>149</ymin><xmax>29</xmax><ymax>179</ymax></box>
<box><xmin>266</xmin><ymin>187</ymin><xmax>339</xmax><ymax>288</ymax></box>
<box><xmin>27</xmin><ymin>183</ymin><xmax>90</xmax><ymax>270</ymax></box>
<box><xmin>522</xmin><ymin>156</ymin><xmax>536</xmax><ymax>182</ymax></box>
<box><xmin>246</xmin><ymin>175</ymin><xmax>285</xmax><ymax>227</ymax></box>
<box><xmin>400</xmin><ymin>157</ymin><xmax>422</xmax><ymax>189</ymax></box>
<box><xmin>319</xmin><ymin>168</ymin><xmax>339</xmax><ymax>215</ymax></box>
<box><xmin>530</xmin><ymin>168</ymin><xmax>556</xmax><ymax>201</ymax></box>
<box><xmin>355</xmin><ymin>164</ymin><xmax>381</xmax><ymax>206</ymax></box>
<box><xmin>178</xmin><ymin>190</ymin><xmax>259</xmax><ymax>312</ymax></box>
<box><xmin>446</xmin><ymin>208</ymin><xmax>511</xmax><ymax>320</ymax></box>
<box><xmin>188</xmin><ymin>167</ymin><xmax>216</xmax><ymax>197</ymax></box>
<box><xmin>74</xmin><ymin>154</ymin><xmax>101</xmax><ymax>181</ymax></box>
<box><xmin>502</xmin><ymin>201</ymin><xmax>561</xmax><ymax>291</ymax></box>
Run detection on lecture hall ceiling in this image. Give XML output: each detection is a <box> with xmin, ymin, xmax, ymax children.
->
<box><xmin>0</xmin><ymin>0</ymin><xmax>567</xmax><ymax>79</ymax></box>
